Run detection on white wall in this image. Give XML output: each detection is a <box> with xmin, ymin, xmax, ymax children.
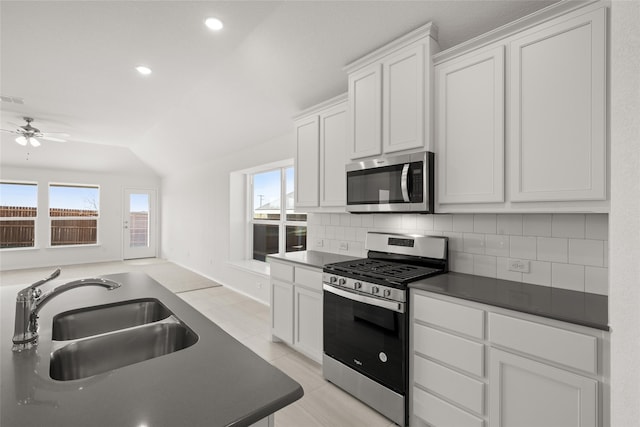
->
<box><xmin>160</xmin><ymin>131</ymin><xmax>295</xmax><ymax>303</ymax></box>
<box><xmin>609</xmin><ymin>0</ymin><xmax>640</xmax><ymax>425</ymax></box>
<box><xmin>0</xmin><ymin>166</ymin><xmax>160</xmax><ymax>270</ymax></box>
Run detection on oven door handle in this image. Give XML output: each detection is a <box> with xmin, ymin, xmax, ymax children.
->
<box><xmin>323</xmin><ymin>284</ymin><xmax>405</xmax><ymax>313</ymax></box>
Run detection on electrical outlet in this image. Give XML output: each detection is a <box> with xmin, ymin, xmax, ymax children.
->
<box><xmin>316</xmin><ymin>239</ymin><xmax>324</xmax><ymax>248</ymax></box>
<box><xmin>339</xmin><ymin>241</ymin><xmax>348</xmax><ymax>251</ymax></box>
<box><xmin>257</xmin><ymin>282</ymin><xmax>263</xmax><ymax>289</ymax></box>
<box><xmin>508</xmin><ymin>259</ymin><xmax>530</xmax><ymax>273</ymax></box>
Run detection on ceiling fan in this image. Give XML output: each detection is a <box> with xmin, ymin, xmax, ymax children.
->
<box><xmin>1</xmin><ymin>117</ymin><xmax>68</xmax><ymax>147</ymax></box>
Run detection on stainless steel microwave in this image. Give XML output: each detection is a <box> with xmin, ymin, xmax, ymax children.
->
<box><xmin>346</xmin><ymin>151</ymin><xmax>434</xmax><ymax>213</ymax></box>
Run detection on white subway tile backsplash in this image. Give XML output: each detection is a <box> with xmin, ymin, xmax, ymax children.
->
<box><xmin>568</xmin><ymin>239</ymin><xmax>604</xmax><ymax>267</ymax></box>
<box><xmin>523</xmin><ymin>214</ymin><xmax>552</xmax><ymax>237</ymax></box>
<box><xmin>497</xmin><ymin>214</ymin><xmax>523</xmax><ymax>235</ymax></box>
<box><xmin>527</xmin><ymin>260</ymin><xmax>552</xmax><ymax>286</ymax></box>
<box><xmin>537</xmin><ymin>237</ymin><xmax>568</xmax><ymax>263</ymax></box>
<box><xmin>497</xmin><ymin>257</ymin><xmax>523</xmax><ymax>282</ymax></box>
<box><xmin>586</xmin><ymin>214</ymin><xmax>608</xmax><ymax>240</ymax></box>
<box><xmin>443</xmin><ymin>232</ymin><xmax>463</xmax><ymax>252</ymax></box>
<box><xmin>310</xmin><ymin>213</ymin><xmax>609</xmax><ymax>294</ymax></box>
<box><xmin>510</xmin><ymin>236</ymin><xmax>537</xmax><ymax>259</ymax></box>
<box><xmin>474</xmin><ymin>255</ymin><xmax>497</xmax><ymax>278</ymax></box>
<box><xmin>552</xmin><ymin>214</ymin><xmax>585</xmax><ymax>238</ymax></box>
<box><xmin>416</xmin><ymin>215</ymin><xmax>434</xmax><ymax>231</ymax></box>
<box><xmin>463</xmin><ymin>233</ymin><xmax>485</xmax><ymax>254</ymax></box>
<box><xmin>474</xmin><ymin>214</ymin><xmax>497</xmax><ymax>234</ymax></box>
<box><xmin>585</xmin><ymin>266</ymin><xmax>608</xmax><ymax>295</ymax></box>
<box><xmin>360</xmin><ymin>215</ymin><xmax>374</xmax><ymax>227</ymax></box>
<box><xmin>453</xmin><ymin>214</ymin><xmax>474</xmax><ymax>232</ymax></box>
<box><xmin>434</xmin><ymin>214</ymin><xmax>453</xmax><ymax>231</ymax></box>
<box><xmin>486</xmin><ymin>235</ymin><xmax>510</xmax><ymax>257</ymax></box>
<box><xmin>402</xmin><ymin>214</ymin><xmax>417</xmax><ymax>231</ymax></box>
<box><xmin>552</xmin><ymin>263</ymin><xmax>585</xmax><ymax>292</ymax></box>
<box><xmin>451</xmin><ymin>251</ymin><xmax>474</xmax><ymax>274</ymax></box>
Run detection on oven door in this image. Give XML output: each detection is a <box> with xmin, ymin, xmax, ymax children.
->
<box><xmin>323</xmin><ymin>284</ymin><xmax>407</xmax><ymax>394</ymax></box>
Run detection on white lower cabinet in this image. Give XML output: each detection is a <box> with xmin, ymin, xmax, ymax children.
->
<box><xmin>270</xmin><ymin>260</ymin><xmax>323</xmax><ymax>362</ymax></box>
<box><xmin>489</xmin><ymin>348</ymin><xmax>597</xmax><ymax>427</ymax></box>
<box><xmin>410</xmin><ymin>290</ymin><xmax>608</xmax><ymax>427</ymax></box>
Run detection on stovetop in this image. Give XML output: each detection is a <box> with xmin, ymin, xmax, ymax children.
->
<box><xmin>323</xmin><ymin>258</ymin><xmax>443</xmax><ymax>288</ymax></box>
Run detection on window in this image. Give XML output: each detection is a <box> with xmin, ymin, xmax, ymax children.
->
<box><xmin>49</xmin><ymin>184</ymin><xmax>100</xmax><ymax>246</ymax></box>
<box><xmin>0</xmin><ymin>182</ymin><xmax>38</xmax><ymax>249</ymax></box>
<box><xmin>251</xmin><ymin>166</ymin><xmax>306</xmax><ymax>261</ymax></box>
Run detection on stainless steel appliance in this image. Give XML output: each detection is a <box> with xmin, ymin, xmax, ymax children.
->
<box><xmin>322</xmin><ymin>232</ymin><xmax>448</xmax><ymax>426</ymax></box>
<box><xmin>346</xmin><ymin>151</ymin><xmax>434</xmax><ymax>213</ymax></box>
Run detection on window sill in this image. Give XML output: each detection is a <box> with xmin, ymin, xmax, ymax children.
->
<box><xmin>227</xmin><ymin>259</ymin><xmax>270</xmax><ymax>277</ymax></box>
<box><xmin>46</xmin><ymin>244</ymin><xmax>102</xmax><ymax>249</ymax></box>
<box><xmin>0</xmin><ymin>246</ymin><xmax>39</xmax><ymax>252</ymax></box>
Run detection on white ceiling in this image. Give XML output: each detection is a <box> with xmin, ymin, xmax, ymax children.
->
<box><xmin>0</xmin><ymin>0</ymin><xmax>558</xmax><ymax>176</ymax></box>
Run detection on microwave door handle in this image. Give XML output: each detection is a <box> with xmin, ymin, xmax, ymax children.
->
<box><xmin>401</xmin><ymin>163</ymin><xmax>410</xmax><ymax>202</ymax></box>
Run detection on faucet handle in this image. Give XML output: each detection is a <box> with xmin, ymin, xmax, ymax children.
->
<box><xmin>30</xmin><ymin>268</ymin><xmax>61</xmax><ymax>289</ymax></box>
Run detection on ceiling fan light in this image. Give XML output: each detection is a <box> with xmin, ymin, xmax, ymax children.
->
<box><xmin>205</xmin><ymin>17</ymin><xmax>224</xmax><ymax>31</ymax></box>
<box><xmin>15</xmin><ymin>136</ymin><xmax>28</xmax><ymax>146</ymax></box>
<box><xmin>136</xmin><ymin>66</ymin><xmax>152</xmax><ymax>76</ymax></box>
<box><xmin>29</xmin><ymin>137</ymin><xmax>41</xmax><ymax>147</ymax></box>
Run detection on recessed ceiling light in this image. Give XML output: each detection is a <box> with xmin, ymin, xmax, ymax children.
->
<box><xmin>136</xmin><ymin>66</ymin><xmax>152</xmax><ymax>76</ymax></box>
<box><xmin>205</xmin><ymin>17</ymin><xmax>224</xmax><ymax>31</ymax></box>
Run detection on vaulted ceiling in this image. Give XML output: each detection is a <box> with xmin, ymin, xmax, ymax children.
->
<box><xmin>0</xmin><ymin>0</ymin><xmax>558</xmax><ymax>176</ymax></box>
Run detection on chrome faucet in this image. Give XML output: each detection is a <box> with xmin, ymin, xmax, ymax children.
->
<box><xmin>12</xmin><ymin>268</ymin><xmax>121</xmax><ymax>351</ymax></box>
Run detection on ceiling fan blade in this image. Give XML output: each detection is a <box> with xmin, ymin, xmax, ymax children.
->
<box><xmin>1</xmin><ymin>128</ymin><xmax>20</xmax><ymax>135</ymax></box>
<box><xmin>42</xmin><ymin>132</ymin><xmax>70</xmax><ymax>137</ymax></box>
<box><xmin>41</xmin><ymin>136</ymin><xmax>67</xmax><ymax>142</ymax></box>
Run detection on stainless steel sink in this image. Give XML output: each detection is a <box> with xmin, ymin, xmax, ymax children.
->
<box><xmin>50</xmin><ymin>320</ymin><xmax>198</xmax><ymax>381</ymax></box>
<box><xmin>52</xmin><ymin>299</ymin><xmax>172</xmax><ymax>340</ymax></box>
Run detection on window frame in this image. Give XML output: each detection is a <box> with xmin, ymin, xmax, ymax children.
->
<box><xmin>0</xmin><ymin>180</ymin><xmax>39</xmax><ymax>250</ymax></box>
<box><xmin>48</xmin><ymin>182</ymin><xmax>101</xmax><ymax>248</ymax></box>
<box><xmin>248</xmin><ymin>165</ymin><xmax>307</xmax><ymax>261</ymax></box>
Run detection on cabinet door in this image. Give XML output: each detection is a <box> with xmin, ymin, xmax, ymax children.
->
<box><xmin>348</xmin><ymin>64</ymin><xmax>382</xmax><ymax>159</ymax></box>
<box><xmin>271</xmin><ymin>280</ymin><xmax>294</xmax><ymax>344</ymax></box>
<box><xmin>293</xmin><ymin>286</ymin><xmax>323</xmax><ymax>362</ymax></box>
<box><xmin>294</xmin><ymin>116</ymin><xmax>319</xmax><ymax>208</ymax></box>
<box><xmin>319</xmin><ymin>102</ymin><xmax>347</xmax><ymax>207</ymax></box>
<box><xmin>509</xmin><ymin>8</ymin><xmax>606</xmax><ymax>202</ymax></box>
<box><xmin>489</xmin><ymin>348</ymin><xmax>597</xmax><ymax>427</ymax></box>
<box><xmin>436</xmin><ymin>45</ymin><xmax>505</xmax><ymax>204</ymax></box>
<box><xmin>383</xmin><ymin>43</ymin><xmax>425</xmax><ymax>154</ymax></box>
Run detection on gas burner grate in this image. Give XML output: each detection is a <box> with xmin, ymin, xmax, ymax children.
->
<box><xmin>327</xmin><ymin>259</ymin><xmax>441</xmax><ymax>284</ymax></box>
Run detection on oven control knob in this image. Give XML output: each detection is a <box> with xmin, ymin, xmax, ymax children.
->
<box><xmin>371</xmin><ymin>286</ymin><xmax>380</xmax><ymax>294</ymax></box>
<box><xmin>353</xmin><ymin>282</ymin><xmax>362</xmax><ymax>290</ymax></box>
<box><xmin>383</xmin><ymin>289</ymin><xmax>391</xmax><ymax>298</ymax></box>
<box><xmin>330</xmin><ymin>276</ymin><xmax>337</xmax><ymax>284</ymax></box>
<box><xmin>338</xmin><ymin>278</ymin><xmax>347</xmax><ymax>286</ymax></box>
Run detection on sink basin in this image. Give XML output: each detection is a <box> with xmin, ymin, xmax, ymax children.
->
<box><xmin>52</xmin><ymin>298</ymin><xmax>172</xmax><ymax>341</ymax></box>
<box><xmin>50</xmin><ymin>321</ymin><xmax>198</xmax><ymax>381</ymax></box>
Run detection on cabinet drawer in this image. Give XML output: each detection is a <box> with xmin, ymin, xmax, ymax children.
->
<box><xmin>414</xmin><ymin>356</ymin><xmax>484</xmax><ymax>415</ymax></box>
<box><xmin>414</xmin><ymin>386</ymin><xmax>484</xmax><ymax>427</ymax></box>
<box><xmin>488</xmin><ymin>313</ymin><xmax>597</xmax><ymax>374</ymax></box>
<box><xmin>414</xmin><ymin>324</ymin><xmax>484</xmax><ymax>377</ymax></box>
<box><xmin>414</xmin><ymin>294</ymin><xmax>485</xmax><ymax>339</ymax></box>
<box><xmin>294</xmin><ymin>266</ymin><xmax>322</xmax><ymax>291</ymax></box>
<box><xmin>270</xmin><ymin>262</ymin><xmax>294</xmax><ymax>282</ymax></box>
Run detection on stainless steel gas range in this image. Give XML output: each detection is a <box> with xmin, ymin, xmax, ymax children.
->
<box><xmin>322</xmin><ymin>232</ymin><xmax>448</xmax><ymax>426</ymax></box>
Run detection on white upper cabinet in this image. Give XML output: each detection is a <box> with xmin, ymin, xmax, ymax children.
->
<box><xmin>319</xmin><ymin>102</ymin><xmax>348</xmax><ymax>207</ymax></box>
<box><xmin>294</xmin><ymin>94</ymin><xmax>348</xmax><ymax>211</ymax></box>
<box><xmin>294</xmin><ymin>115</ymin><xmax>320</xmax><ymax>208</ymax></box>
<box><xmin>433</xmin><ymin>3</ymin><xmax>608</xmax><ymax>213</ymax></box>
<box><xmin>436</xmin><ymin>45</ymin><xmax>505</xmax><ymax>205</ymax></box>
<box><xmin>348</xmin><ymin>65</ymin><xmax>382</xmax><ymax>158</ymax></box>
<box><xmin>345</xmin><ymin>22</ymin><xmax>439</xmax><ymax>160</ymax></box>
<box><xmin>509</xmin><ymin>8</ymin><xmax>607</xmax><ymax>202</ymax></box>
<box><xmin>383</xmin><ymin>43</ymin><xmax>426</xmax><ymax>154</ymax></box>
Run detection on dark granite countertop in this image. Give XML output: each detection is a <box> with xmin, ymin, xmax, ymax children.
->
<box><xmin>410</xmin><ymin>272</ymin><xmax>609</xmax><ymax>331</ymax></box>
<box><xmin>268</xmin><ymin>250</ymin><xmax>358</xmax><ymax>270</ymax></box>
<box><xmin>1</xmin><ymin>272</ymin><xmax>303</xmax><ymax>427</ymax></box>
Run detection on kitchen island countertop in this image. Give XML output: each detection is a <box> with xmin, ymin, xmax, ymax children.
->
<box><xmin>1</xmin><ymin>271</ymin><xmax>303</xmax><ymax>427</ymax></box>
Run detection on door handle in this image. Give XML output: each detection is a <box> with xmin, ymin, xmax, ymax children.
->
<box><xmin>401</xmin><ymin>163</ymin><xmax>410</xmax><ymax>202</ymax></box>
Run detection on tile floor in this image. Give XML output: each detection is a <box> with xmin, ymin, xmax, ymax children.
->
<box><xmin>0</xmin><ymin>259</ymin><xmax>395</xmax><ymax>427</ymax></box>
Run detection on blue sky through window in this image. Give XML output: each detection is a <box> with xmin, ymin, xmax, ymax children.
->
<box><xmin>130</xmin><ymin>194</ymin><xmax>149</xmax><ymax>213</ymax></box>
<box><xmin>49</xmin><ymin>185</ymin><xmax>99</xmax><ymax>211</ymax></box>
<box><xmin>253</xmin><ymin>167</ymin><xmax>294</xmax><ymax>209</ymax></box>
<box><xmin>0</xmin><ymin>183</ymin><xmax>37</xmax><ymax>207</ymax></box>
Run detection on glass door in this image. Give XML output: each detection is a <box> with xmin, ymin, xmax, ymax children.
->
<box><xmin>123</xmin><ymin>188</ymin><xmax>156</xmax><ymax>259</ymax></box>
